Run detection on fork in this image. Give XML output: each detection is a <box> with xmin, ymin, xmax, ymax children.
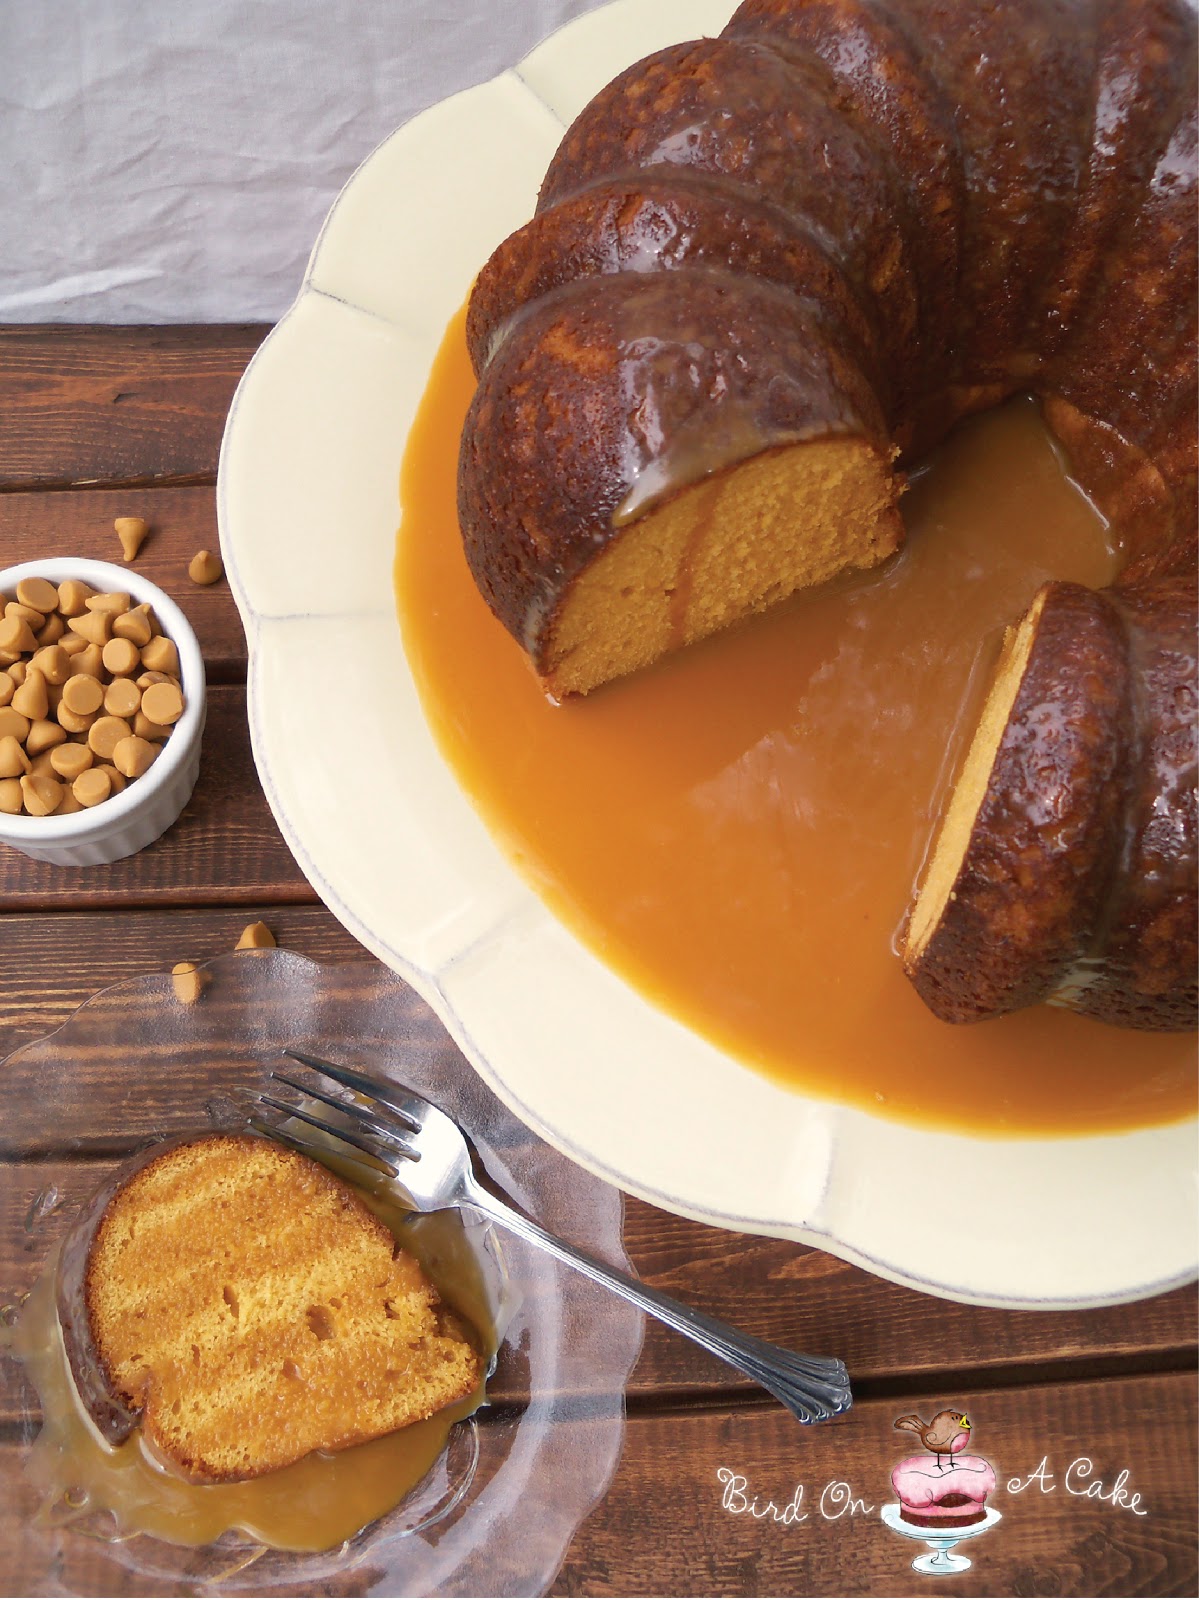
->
<box><xmin>255</xmin><ymin>1049</ymin><xmax>852</xmax><ymax>1425</ymax></box>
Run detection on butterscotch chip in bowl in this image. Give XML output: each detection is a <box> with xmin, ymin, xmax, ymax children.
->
<box><xmin>0</xmin><ymin>559</ymin><xmax>205</xmax><ymax>862</ymax></box>
<box><xmin>140</xmin><ymin>681</ymin><xmax>184</xmax><ymax>727</ymax></box>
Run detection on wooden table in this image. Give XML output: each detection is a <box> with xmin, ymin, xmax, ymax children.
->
<box><xmin>0</xmin><ymin>326</ymin><xmax>1195</xmax><ymax>1597</ymax></box>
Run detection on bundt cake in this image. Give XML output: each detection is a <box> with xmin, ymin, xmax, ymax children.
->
<box><xmin>57</xmin><ymin>1135</ymin><xmax>481</xmax><ymax>1482</ymax></box>
<box><xmin>457</xmin><ymin>0</ymin><xmax>1197</xmax><ymax>1031</ymax></box>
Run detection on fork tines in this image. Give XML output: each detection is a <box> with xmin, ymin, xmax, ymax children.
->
<box><xmin>251</xmin><ymin>1049</ymin><xmax>425</xmax><ymax>1177</ymax></box>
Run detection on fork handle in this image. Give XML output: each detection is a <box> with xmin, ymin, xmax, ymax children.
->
<box><xmin>462</xmin><ymin>1178</ymin><xmax>852</xmax><ymax>1424</ymax></box>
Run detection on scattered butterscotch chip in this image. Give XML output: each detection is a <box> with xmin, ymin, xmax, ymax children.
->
<box><xmin>0</xmin><ymin>707</ymin><xmax>30</xmax><ymax>743</ymax></box>
<box><xmin>188</xmin><ymin>549</ymin><xmax>223</xmax><ymax>586</ymax></box>
<box><xmin>101</xmin><ymin>637</ymin><xmax>141</xmax><ymax>678</ymax></box>
<box><xmin>25</xmin><ymin>718</ymin><xmax>67</xmax><ymax>757</ymax></box>
<box><xmin>235</xmin><ymin>921</ymin><xmax>276</xmax><ymax>951</ymax></box>
<box><xmin>103</xmin><ymin>678</ymin><xmax>142</xmax><ymax>719</ymax></box>
<box><xmin>62</xmin><ymin>674</ymin><xmax>104</xmax><ymax>717</ymax></box>
<box><xmin>0</xmin><ymin>616</ymin><xmax>39</xmax><ymax>656</ymax></box>
<box><xmin>171</xmin><ymin>961</ymin><xmax>208</xmax><ymax>1004</ymax></box>
<box><xmin>115</xmin><ymin>516</ymin><xmax>150</xmax><ymax>562</ymax></box>
<box><xmin>140</xmin><ymin>681</ymin><xmax>184</xmax><ymax>727</ymax></box>
<box><xmin>57</xmin><ymin>579</ymin><xmax>93</xmax><ymax>617</ymax></box>
<box><xmin>12</xmin><ymin>667</ymin><xmax>49</xmax><ymax>723</ymax></box>
<box><xmin>112</xmin><ymin>604</ymin><xmax>154</xmax><ymax>648</ymax></box>
<box><xmin>67</xmin><ymin>610</ymin><xmax>111</xmax><ymax>648</ymax></box>
<box><xmin>50</xmin><ymin>743</ymin><xmax>93</xmax><ymax>782</ymax></box>
<box><xmin>0</xmin><ymin>735</ymin><xmax>31</xmax><ymax>779</ymax></box>
<box><xmin>140</xmin><ymin>634</ymin><xmax>179</xmax><ymax>675</ymax></box>
<box><xmin>87</xmin><ymin>715</ymin><xmax>132</xmax><ymax>762</ymax></box>
<box><xmin>0</xmin><ymin>777</ymin><xmax>22</xmax><ymax>815</ymax></box>
<box><xmin>15</xmin><ymin>576</ymin><xmax>60</xmax><ymax>614</ymax></box>
<box><xmin>73</xmin><ymin>767</ymin><xmax>112</xmax><ymax>808</ymax></box>
<box><xmin>86</xmin><ymin>591</ymin><xmax>131</xmax><ymax>616</ymax></box>
<box><xmin>112</xmin><ymin>735</ymin><xmax>158</xmax><ymax>779</ymax></box>
<box><xmin>20</xmin><ymin>773</ymin><xmax>63</xmax><ymax>816</ymax></box>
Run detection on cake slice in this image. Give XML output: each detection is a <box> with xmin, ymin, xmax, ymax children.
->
<box><xmin>58</xmin><ymin>1134</ymin><xmax>481</xmax><ymax>1483</ymax></box>
<box><xmin>901</xmin><ymin>581</ymin><xmax>1133</xmax><ymax>1023</ymax></box>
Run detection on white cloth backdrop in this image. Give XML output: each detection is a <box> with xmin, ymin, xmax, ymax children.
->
<box><xmin>0</xmin><ymin>0</ymin><xmax>615</xmax><ymax>323</ymax></box>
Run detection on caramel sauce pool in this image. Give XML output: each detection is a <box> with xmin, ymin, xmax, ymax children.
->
<box><xmin>10</xmin><ymin>1204</ymin><xmax>492</xmax><ymax>1554</ymax></box>
<box><xmin>396</xmin><ymin>308</ymin><xmax>1195</xmax><ymax>1136</ymax></box>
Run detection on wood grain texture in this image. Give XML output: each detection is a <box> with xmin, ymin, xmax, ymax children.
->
<box><xmin>0</xmin><ymin>688</ymin><xmax>313</xmax><ymax>911</ymax></box>
<box><xmin>0</xmin><ymin>487</ymin><xmax>243</xmax><ymax>679</ymax></box>
<box><xmin>0</xmin><ymin>326</ymin><xmax>266</xmax><ymax>490</ymax></box>
<box><xmin>0</xmin><ymin>1376</ymin><xmax>1191</xmax><ymax>1597</ymax></box>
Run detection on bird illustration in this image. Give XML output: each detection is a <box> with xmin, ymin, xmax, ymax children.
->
<box><xmin>894</xmin><ymin>1409</ymin><xmax>972</xmax><ymax>1469</ymax></box>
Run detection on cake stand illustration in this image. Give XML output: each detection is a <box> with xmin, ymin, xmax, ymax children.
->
<box><xmin>885</xmin><ymin>1410</ymin><xmax>1001</xmax><ymax>1573</ymax></box>
<box><xmin>881</xmin><ymin>1502</ymin><xmax>1002</xmax><ymax>1573</ymax></box>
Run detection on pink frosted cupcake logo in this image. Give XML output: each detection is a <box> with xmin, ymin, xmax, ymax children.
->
<box><xmin>882</xmin><ymin>1409</ymin><xmax>1002</xmax><ymax>1574</ymax></box>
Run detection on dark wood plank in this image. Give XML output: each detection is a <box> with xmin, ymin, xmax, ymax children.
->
<box><xmin>0</xmin><ymin>1375</ymin><xmax>1190</xmax><ymax>1596</ymax></box>
<box><xmin>551</xmin><ymin>1373</ymin><xmax>1198</xmax><ymax>1597</ymax></box>
<box><xmin>0</xmin><ymin>687</ymin><xmax>313</xmax><ymax>911</ymax></box>
<box><xmin>0</xmin><ymin>487</ymin><xmax>244</xmax><ymax>679</ymax></box>
<box><xmin>0</xmin><ymin>906</ymin><xmax>363</xmax><ymax>1060</ymax></box>
<box><xmin>0</xmin><ymin>325</ymin><xmax>266</xmax><ymax>490</ymax></box>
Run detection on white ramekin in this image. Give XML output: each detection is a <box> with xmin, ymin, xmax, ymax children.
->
<box><xmin>0</xmin><ymin>559</ymin><xmax>207</xmax><ymax>866</ymax></box>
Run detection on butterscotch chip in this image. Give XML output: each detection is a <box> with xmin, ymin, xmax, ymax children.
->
<box><xmin>6</xmin><ymin>601</ymin><xmax>46</xmax><ymax>628</ymax></box>
<box><xmin>0</xmin><ymin>777</ymin><xmax>22</xmax><ymax>815</ymax></box>
<box><xmin>62</xmin><ymin>674</ymin><xmax>104</xmax><ymax>716</ymax></box>
<box><xmin>0</xmin><ymin>675</ymin><xmax>12</xmax><ymax>709</ymax></box>
<box><xmin>27</xmin><ymin>749</ymin><xmax>60</xmax><ymax>779</ymax></box>
<box><xmin>140</xmin><ymin>635</ymin><xmax>179</xmax><ymax>675</ymax></box>
<box><xmin>136</xmin><ymin>670</ymin><xmax>174</xmax><ymax>689</ymax></box>
<box><xmin>104</xmin><ymin>678</ymin><xmax>142</xmax><ymax>719</ymax></box>
<box><xmin>57</xmin><ymin>702</ymin><xmax>97</xmax><ymax>735</ymax></box>
<box><xmin>50</xmin><ymin>743</ymin><xmax>93</xmax><ymax>782</ymax></box>
<box><xmin>0</xmin><ymin>735</ymin><xmax>31</xmax><ymax>779</ymax></box>
<box><xmin>98</xmin><ymin>763</ymin><xmax>126</xmax><ymax>795</ymax></box>
<box><xmin>35</xmin><ymin>611</ymin><xmax>67</xmax><ymax>647</ymax></box>
<box><xmin>30</xmin><ymin>644</ymin><xmax>71</xmax><ymax>686</ymax></box>
<box><xmin>12</xmin><ymin>667</ymin><xmax>49</xmax><ymax>723</ymax></box>
<box><xmin>112</xmin><ymin>735</ymin><xmax>158</xmax><ymax>779</ymax></box>
<box><xmin>140</xmin><ymin>681</ymin><xmax>184</xmax><ymax>727</ymax></box>
<box><xmin>57</xmin><ymin>579</ymin><xmax>94</xmax><ymax>617</ymax></box>
<box><xmin>86</xmin><ymin>591</ymin><xmax>131</xmax><ymax>616</ymax></box>
<box><xmin>0</xmin><ymin>616</ymin><xmax>38</xmax><ymax>655</ymax></box>
<box><xmin>59</xmin><ymin>633</ymin><xmax>88</xmax><ymax>658</ymax></box>
<box><xmin>88</xmin><ymin>716</ymin><xmax>132</xmax><ymax>761</ymax></box>
<box><xmin>56</xmin><ymin>786</ymin><xmax>84</xmax><ymax>815</ymax></box>
<box><xmin>21</xmin><ymin>773</ymin><xmax>63</xmax><ymax>816</ymax></box>
<box><xmin>113</xmin><ymin>604</ymin><xmax>154</xmax><ymax>648</ymax></box>
<box><xmin>7</xmin><ymin>661</ymin><xmax>26</xmax><ymax>686</ymax></box>
<box><xmin>73</xmin><ymin>767</ymin><xmax>112</xmax><ymax>808</ymax></box>
<box><xmin>72</xmin><ymin>643</ymin><xmax>106</xmax><ymax>680</ymax></box>
<box><xmin>15</xmin><ymin>576</ymin><xmax>60</xmax><ymax>614</ymax></box>
<box><xmin>188</xmin><ymin>549</ymin><xmax>223</xmax><ymax>586</ymax></box>
<box><xmin>102</xmin><ymin>637</ymin><xmax>141</xmax><ymax>677</ymax></box>
<box><xmin>67</xmin><ymin>610</ymin><xmax>111</xmax><ymax>648</ymax></box>
<box><xmin>133</xmin><ymin>711</ymin><xmax>173</xmax><ymax>743</ymax></box>
<box><xmin>115</xmin><ymin>516</ymin><xmax>150</xmax><ymax>562</ymax></box>
<box><xmin>235</xmin><ymin>921</ymin><xmax>276</xmax><ymax>951</ymax></box>
<box><xmin>25</xmin><ymin>718</ymin><xmax>67</xmax><ymax>757</ymax></box>
<box><xmin>171</xmin><ymin>961</ymin><xmax>208</xmax><ymax>1004</ymax></box>
<box><xmin>0</xmin><ymin>706</ymin><xmax>30</xmax><ymax>743</ymax></box>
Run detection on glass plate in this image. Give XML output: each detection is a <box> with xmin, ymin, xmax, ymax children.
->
<box><xmin>0</xmin><ymin>951</ymin><xmax>642</xmax><ymax>1596</ymax></box>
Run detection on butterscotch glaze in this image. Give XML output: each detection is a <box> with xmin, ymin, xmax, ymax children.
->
<box><xmin>398</xmin><ymin>308</ymin><xmax>1196</xmax><ymax>1136</ymax></box>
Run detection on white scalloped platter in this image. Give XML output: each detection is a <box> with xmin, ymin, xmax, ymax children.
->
<box><xmin>219</xmin><ymin>0</ymin><xmax>1197</xmax><ymax>1309</ymax></box>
